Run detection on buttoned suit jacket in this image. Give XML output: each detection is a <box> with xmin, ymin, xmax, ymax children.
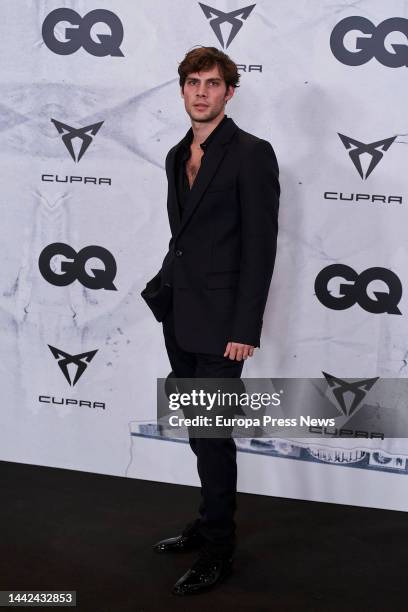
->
<box><xmin>141</xmin><ymin>117</ymin><xmax>280</xmax><ymax>355</ymax></box>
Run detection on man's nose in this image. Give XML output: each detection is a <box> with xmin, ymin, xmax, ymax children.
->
<box><xmin>196</xmin><ymin>83</ymin><xmax>207</xmax><ymax>97</ymax></box>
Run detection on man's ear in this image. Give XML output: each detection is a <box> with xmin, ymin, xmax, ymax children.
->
<box><xmin>225</xmin><ymin>85</ymin><xmax>235</xmax><ymax>103</ymax></box>
<box><xmin>180</xmin><ymin>86</ymin><xmax>184</xmax><ymax>98</ymax></box>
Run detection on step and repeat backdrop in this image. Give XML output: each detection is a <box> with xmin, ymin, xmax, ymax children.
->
<box><xmin>1</xmin><ymin>0</ymin><xmax>408</xmax><ymax>511</ymax></box>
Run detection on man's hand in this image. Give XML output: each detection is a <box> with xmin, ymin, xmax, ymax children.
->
<box><xmin>224</xmin><ymin>341</ymin><xmax>255</xmax><ymax>361</ymax></box>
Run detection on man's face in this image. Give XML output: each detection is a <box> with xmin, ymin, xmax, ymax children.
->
<box><xmin>181</xmin><ymin>65</ymin><xmax>234</xmax><ymax>123</ymax></box>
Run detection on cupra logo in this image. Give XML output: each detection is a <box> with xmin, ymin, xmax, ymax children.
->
<box><xmin>199</xmin><ymin>3</ymin><xmax>255</xmax><ymax>48</ymax></box>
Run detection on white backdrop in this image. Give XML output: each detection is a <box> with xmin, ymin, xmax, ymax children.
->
<box><xmin>1</xmin><ymin>0</ymin><xmax>408</xmax><ymax>511</ymax></box>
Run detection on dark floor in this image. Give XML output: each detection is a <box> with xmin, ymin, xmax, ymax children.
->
<box><xmin>0</xmin><ymin>460</ymin><xmax>406</xmax><ymax>611</ymax></box>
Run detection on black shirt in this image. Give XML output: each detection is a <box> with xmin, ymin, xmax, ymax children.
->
<box><xmin>175</xmin><ymin>115</ymin><xmax>228</xmax><ymax>218</ymax></box>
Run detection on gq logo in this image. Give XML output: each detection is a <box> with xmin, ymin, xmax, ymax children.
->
<box><xmin>42</xmin><ymin>8</ymin><xmax>124</xmax><ymax>57</ymax></box>
<box><xmin>315</xmin><ymin>265</ymin><xmax>402</xmax><ymax>315</ymax></box>
<box><xmin>39</xmin><ymin>243</ymin><xmax>117</xmax><ymax>291</ymax></box>
<box><xmin>330</xmin><ymin>16</ymin><xmax>408</xmax><ymax>67</ymax></box>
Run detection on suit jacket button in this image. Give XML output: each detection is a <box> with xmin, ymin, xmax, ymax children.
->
<box><xmin>175</xmin><ymin>249</ymin><xmax>183</xmax><ymax>257</ymax></box>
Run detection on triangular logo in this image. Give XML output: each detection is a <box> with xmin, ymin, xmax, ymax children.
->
<box><xmin>51</xmin><ymin>118</ymin><xmax>104</xmax><ymax>162</ymax></box>
<box><xmin>48</xmin><ymin>345</ymin><xmax>98</xmax><ymax>386</ymax></box>
<box><xmin>323</xmin><ymin>371</ymin><xmax>379</xmax><ymax>417</ymax></box>
<box><xmin>199</xmin><ymin>3</ymin><xmax>256</xmax><ymax>48</ymax></box>
<box><xmin>338</xmin><ymin>133</ymin><xmax>396</xmax><ymax>180</ymax></box>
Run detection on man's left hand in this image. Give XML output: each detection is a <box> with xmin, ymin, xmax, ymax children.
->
<box><xmin>224</xmin><ymin>342</ymin><xmax>255</xmax><ymax>361</ymax></box>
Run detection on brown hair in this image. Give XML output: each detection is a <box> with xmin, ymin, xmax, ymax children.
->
<box><xmin>178</xmin><ymin>46</ymin><xmax>240</xmax><ymax>90</ymax></box>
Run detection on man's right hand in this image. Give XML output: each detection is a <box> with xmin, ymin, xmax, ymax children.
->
<box><xmin>224</xmin><ymin>341</ymin><xmax>255</xmax><ymax>361</ymax></box>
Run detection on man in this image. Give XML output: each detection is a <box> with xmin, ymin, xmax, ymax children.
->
<box><xmin>141</xmin><ymin>46</ymin><xmax>280</xmax><ymax>596</ymax></box>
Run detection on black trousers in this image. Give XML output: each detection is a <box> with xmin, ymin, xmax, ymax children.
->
<box><xmin>162</xmin><ymin>302</ymin><xmax>244</xmax><ymax>554</ymax></box>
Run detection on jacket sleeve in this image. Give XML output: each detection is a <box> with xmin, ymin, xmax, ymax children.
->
<box><xmin>230</xmin><ymin>139</ymin><xmax>280</xmax><ymax>347</ymax></box>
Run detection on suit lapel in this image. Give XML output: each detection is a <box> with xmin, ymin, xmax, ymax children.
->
<box><xmin>175</xmin><ymin>118</ymin><xmax>238</xmax><ymax>239</ymax></box>
<box><xmin>175</xmin><ymin>144</ymin><xmax>227</xmax><ymax>236</ymax></box>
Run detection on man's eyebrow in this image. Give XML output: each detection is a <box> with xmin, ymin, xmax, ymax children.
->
<box><xmin>186</xmin><ymin>77</ymin><xmax>222</xmax><ymax>81</ymax></box>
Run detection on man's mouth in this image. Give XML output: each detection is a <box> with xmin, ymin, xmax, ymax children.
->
<box><xmin>194</xmin><ymin>104</ymin><xmax>209</xmax><ymax>110</ymax></box>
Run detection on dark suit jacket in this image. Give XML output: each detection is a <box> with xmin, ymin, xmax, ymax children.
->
<box><xmin>141</xmin><ymin>117</ymin><xmax>280</xmax><ymax>355</ymax></box>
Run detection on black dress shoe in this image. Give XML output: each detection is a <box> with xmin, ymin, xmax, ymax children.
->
<box><xmin>171</xmin><ymin>550</ymin><xmax>233</xmax><ymax>596</ymax></box>
<box><xmin>153</xmin><ymin>521</ymin><xmax>205</xmax><ymax>553</ymax></box>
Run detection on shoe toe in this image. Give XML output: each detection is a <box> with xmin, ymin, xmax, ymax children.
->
<box><xmin>172</xmin><ymin>570</ymin><xmax>205</xmax><ymax>596</ymax></box>
<box><xmin>153</xmin><ymin>531</ymin><xmax>204</xmax><ymax>553</ymax></box>
<box><xmin>171</xmin><ymin>559</ymin><xmax>233</xmax><ymax>596</ymax></box>
<box><xmin>153</xmin><ymin>536</ymin><xmax>178</xmax><ymax>552</ymax></box>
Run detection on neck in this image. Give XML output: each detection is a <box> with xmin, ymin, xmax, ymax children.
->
<box><xmin>191</xmin><ymin>112</ymin><xmax>225</xmax><ymax>146</ymax></box>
